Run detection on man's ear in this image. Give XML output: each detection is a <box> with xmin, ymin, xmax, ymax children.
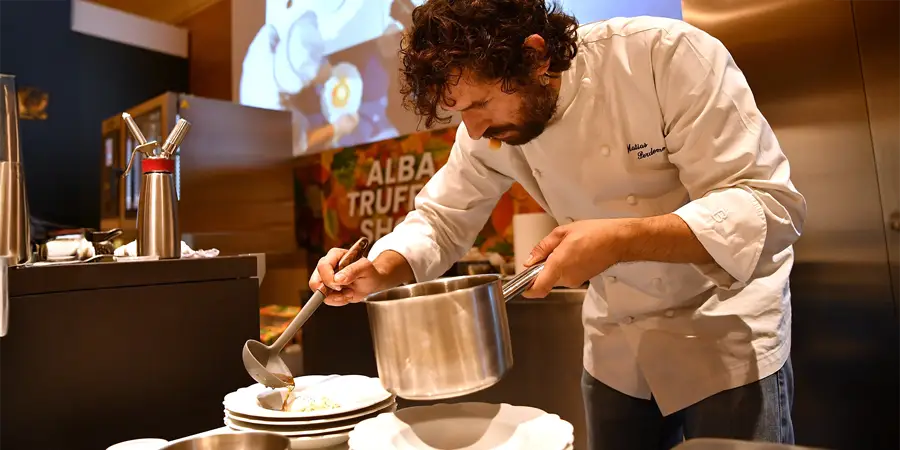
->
<box><xmin>524</xmin><ymin>34</ymin><xmax>550</xmax><ymax>76</ymax></box>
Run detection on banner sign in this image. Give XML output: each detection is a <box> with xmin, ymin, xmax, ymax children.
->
<box><xmin>294</xmin><ymin>127</ymin><xmax>545</xmax><ymax>261</ymax></box>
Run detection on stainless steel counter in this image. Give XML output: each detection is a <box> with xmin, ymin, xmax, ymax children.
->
<box><xmin>300</xmin><ymin>288</ymin><xmax>588</xmax><ymax>448</ymax></box>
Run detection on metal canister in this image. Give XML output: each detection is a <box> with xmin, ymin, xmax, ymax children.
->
<box><xmin>122</xmin><ymin>115</ymin><xmax>190</xmax><ymax>259</ymax></box>
<box><xmin>136</xmin><ymin>158</ymin><xmax>180</xmax><ymax>258</ymax></box>
<box><xmin>0</xmin><ymin>74</ymin><xmax>32</xmax><ymax>266</ymax></box>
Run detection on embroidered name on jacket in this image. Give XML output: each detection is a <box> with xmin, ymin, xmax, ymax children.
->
<box><xmin>628</xmin><ymin>143</ymin><xmax>666</xmax><ymax>160</ymax></box>
<box><xmin>627</xmin><ymin>143</ymin><xmax>647</xmax><ymax>152</ymax></box>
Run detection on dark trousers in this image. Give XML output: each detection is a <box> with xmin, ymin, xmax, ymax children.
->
<box><xmin>581</xmin><ymin>359</ymin><xmax>795</xmax><ymax>450</ymax></box>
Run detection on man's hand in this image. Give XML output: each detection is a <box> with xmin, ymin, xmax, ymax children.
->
<box><xmin>309</xmin><ymin>248</ymin><xmax>386</xmax><ymax>306</ymax></box>
<box><xmin>309</xmin><ymin>248</ymin><xmax>415</xmax><ymax>306</ymax></box>
<box><xmin>521</xmin><ymin>214</ymin><xmax>715</xmax><ymax>298</ymax></box>
<box><xmin>522</xmin><ymin>219</ymin><xmax>629</xmax><ymax>298</ymax></box>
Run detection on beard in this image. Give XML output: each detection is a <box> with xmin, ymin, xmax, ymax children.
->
<box><xmin>483</xmin><ymin>79</ymin><xmax>558</xmax><ymax>146</ymax></box>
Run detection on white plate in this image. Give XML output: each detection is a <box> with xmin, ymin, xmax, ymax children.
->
<box><xmin>348</xmin><ymin>402</ymin><xmax>574</xmax><ymax>450</ymax></box>
<box><xmin>223</xmin><ymin>375</ymin><xmax>392</xmax><ymax>420</ymax></box>
<box><xmin>226</xmin><ymin>396</ymin><xmax>397</xmax><ymax>426</ymax></box>
<box><xmin>223</xmin><ymin>414</ymin><xmax>365</xmax><ymax>443</ymax></box>
<box><xmin>223</xmin><ymin>402</ymin><xmax>398</xmax><ymax>438</ymax></box>
<box><xmin>226</xmin><ymin>415</ymin><xmax>356</xmax><ymax>436</ymax></box>
<box><xmin>224</xmin><ymin>401</ymin><xmax>397</xmax><ymax>433</ymax></box>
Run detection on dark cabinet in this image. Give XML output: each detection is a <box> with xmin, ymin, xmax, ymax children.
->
<box><xmin>0</xmin><ymin>256</ymin><xmax>262</xmax><ymax>450</ymax></box>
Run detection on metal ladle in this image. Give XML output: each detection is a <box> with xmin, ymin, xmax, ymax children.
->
<box><xmin>242</xmin><ymin>237</ymin><xmax>369</xmax><ymax>388</ymax></box>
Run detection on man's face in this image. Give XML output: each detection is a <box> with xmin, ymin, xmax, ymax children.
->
<box><xmin>444</xmin><ymin>71</ymin><xmax>557</xmax><ymax>146</ymax></box>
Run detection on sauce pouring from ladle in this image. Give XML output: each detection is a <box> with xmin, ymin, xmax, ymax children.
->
<box><xmin>242</xmin><ymin>237</ymin><xmax>369</xmax><ymax>390</ymax></box>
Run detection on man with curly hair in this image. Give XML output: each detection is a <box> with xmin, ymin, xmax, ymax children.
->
<box><xmin>310</xmin><ymin>1</ymin><xmax>807</xmax><ymax>448</ymax></box>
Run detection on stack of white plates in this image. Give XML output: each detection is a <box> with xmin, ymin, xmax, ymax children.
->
<box><xmin>348</xmin><ymin>402</ymin><xmax>574</xmax><ymax>450</ymax></box>
<box><xmin>223</xmin><ymin>375</ymin><xmax>395</xmax><ymax>450</ymax></box>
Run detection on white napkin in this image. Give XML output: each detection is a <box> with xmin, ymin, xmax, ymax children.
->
<box><xmin>114</xmin><ymin>241</ymin><xmax>220</xmax><ymax>259</ymax></box>
<box><xmin>46</xmin><ymin>235</ymin><xmax>94</xmax><ymax>260</ymax></box>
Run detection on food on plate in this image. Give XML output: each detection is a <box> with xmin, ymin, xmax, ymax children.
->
<box><xmin>282</xmin><ymin>393</ymin><xmax>341</xmax><ymax>412</ymax></box>
<box><xmin>256</xmin><ymin>387</ymin><xmax>341</xmax><ymax>412</ymax></box>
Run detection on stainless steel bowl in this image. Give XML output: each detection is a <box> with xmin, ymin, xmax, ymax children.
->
<box><xmin>161</xmin><ymin>432</ymin><xmax>290</xmax><ymax>450</ymax></box>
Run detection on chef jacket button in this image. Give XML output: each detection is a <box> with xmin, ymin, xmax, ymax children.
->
<box><xmin>565</xmin><ymin>216</ymin><xmax>574</xmax><ymax>224</ymax></box>
<box><xmin>607</xmin><ymin>276</ymin><xmax>617</xmax><ymax>284</ymax></box>
<box><xmin>622</xmin><ymin>316</ymin><xmax>634</xmax><ymax>324</ymax></box>
<box><xmin>626</xmin><ymin>195</ymin><xmax>637</xmax><ymax>205</ymax></box>
<box><xmin>664</xmin><ymin>310</ymin><xmax>675</xmax><ymax>318</ymax></box>
<box><xmin>533</xmin><ymin>168</ymin><xmax>542</xmax><ymax>178</ymax></box>
<box><xmin>582</xmin><ymin>77</ymin><xmax>592</xmax><ymax>86</ymax></box>
<box><xmin>600</xmin><ymin>145</ymin><xmax>610</xmax><ymax>156</ymax></box>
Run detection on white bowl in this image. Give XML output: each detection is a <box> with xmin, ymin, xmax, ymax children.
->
<box><xmin>106</xmin><ymin>438</ymin><xmax>168</xmax><ymax>450</ymax></box>
<box><xmin>349</xmin><ymin>402</ymin><xmax>574</xmax><ymax>450</ymax></box>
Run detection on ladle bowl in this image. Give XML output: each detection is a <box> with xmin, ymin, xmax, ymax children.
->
<box><xmin>242</xmin><ymin>238</ymin><xmax>368</xmax><ymax>389</ymax></box>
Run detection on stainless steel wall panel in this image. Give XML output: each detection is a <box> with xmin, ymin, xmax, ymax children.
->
<box><xmin>852</xmin><ymin>0</ymin><xmax>900</xmax><ymax>301</ymax></box>
<box><xmin>682</xmin><ymin>1</ymin><xmax>898</xmax><ymax>448</ymax></box>
<box><xmin>685</xmin><ymin>0</ymin><xmax>889</xmax><ymax>266</ymax></box>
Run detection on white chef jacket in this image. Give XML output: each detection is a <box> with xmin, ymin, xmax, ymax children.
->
<box><xmin>367</xmin><ymin>16</ymin><xmax>807</xmax><ymax>415</ymax></box>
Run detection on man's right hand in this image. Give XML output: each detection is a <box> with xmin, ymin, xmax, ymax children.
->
<box><xmin>308</xmin><ymin>248</ymin><xmax>382</xmax><ymax>306</ymax></box>
<box><xmin>309</xmin><ymin>248</ymin><xmax>416</xmax><ymax>306</ymax></box>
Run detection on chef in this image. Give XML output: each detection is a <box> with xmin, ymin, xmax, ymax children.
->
<box><xmin>308</xmin><ymin>1</ymin><xmax>807</xmax><ymax>448</ymax></box>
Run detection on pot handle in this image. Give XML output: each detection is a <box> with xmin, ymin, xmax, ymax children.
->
<box><xmin>501</xmin><ymin>263</ymin><xmax>545</xmax><ymax>301</ymax></box>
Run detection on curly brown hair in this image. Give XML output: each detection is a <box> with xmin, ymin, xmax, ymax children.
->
<box><xmin>399</xmin><ymin>0</ymin><xmax>580</xmax><ymax>128</ymax></box>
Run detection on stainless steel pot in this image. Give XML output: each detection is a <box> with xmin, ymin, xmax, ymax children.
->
<box><xmin>364</xmin><ymin>263</ymin><xmax>544</xmax><ymax>400</ymax></box>
<box><xmin>161</xmin><ymin>432</ymin><xmax>290</xmax><ymax>450</ymax></box>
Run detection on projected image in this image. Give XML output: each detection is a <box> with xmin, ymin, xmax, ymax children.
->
<box><xmin>238</xmin><ymin>0</ymin><xmax>681</xmax><ymax>156</ymax></box>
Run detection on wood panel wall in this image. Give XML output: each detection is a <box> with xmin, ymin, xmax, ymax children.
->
<box><xmin>177</xmin><ymin>1</ymin><xmax>313</xmax><ymax>308</ymax></box>
<box><xmin>91</xmin><ymin>0</ymin><xmax>223</xmax><ymax>24</ymax></box>
<box><xmin>178</xmin><ymin>0</ymin><xmax>232</xmax><ymax>101</ymax></box>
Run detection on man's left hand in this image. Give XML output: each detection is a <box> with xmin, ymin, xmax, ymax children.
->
<box><xmin>522</xmin><ymin>219</ymin><xmax>631</xmax><ymax>298</ymax></box>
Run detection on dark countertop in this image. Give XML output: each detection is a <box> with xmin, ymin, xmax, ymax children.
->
<box><xmin>8</xmin><ymin>254</ymin><xmax>261</xmax><ymax>296</ymax></box>
<box><xmin>1</xmin><ymin>254</ymin><xmax>263</xmax><ymax>450</ymax></box>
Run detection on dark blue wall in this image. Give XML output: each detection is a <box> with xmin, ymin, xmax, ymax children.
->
<box><xmin>0</xmin><ymin>0</ymin><xmax>189</xmax><ymax>229</ymax></box>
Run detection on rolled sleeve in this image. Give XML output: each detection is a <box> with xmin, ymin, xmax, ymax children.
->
<box><xmin>367</xmin><ymin>125</ymin><xmax>514</xmax><ymax>282</ymax></box>
<box><xmin>366</xmin><ymin>221</ymin><xmax>443</xmax><ymax>283</ymax></box>
<box><xmin>652</xmin><ymin>22</ymin><xmax>807</xmax><ymax>287</ymax></box>
<box><xmin>673</xmin><ymin>188</ymin><xmax>766</xmax><ymax>287</ymax></box>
